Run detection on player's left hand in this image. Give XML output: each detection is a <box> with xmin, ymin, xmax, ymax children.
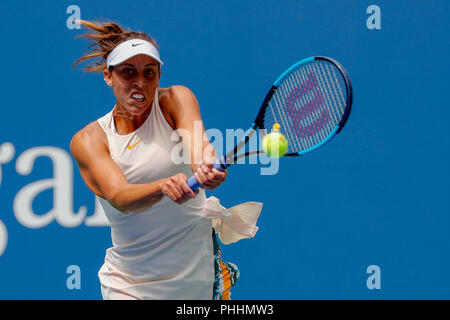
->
<box><xmin>194</xmin><ymin>159</ymin><xmax>227</xmax><ymax>190</ymax></box>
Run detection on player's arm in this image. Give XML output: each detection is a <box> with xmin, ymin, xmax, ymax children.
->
<box><xmin>70</xmin><ymin>123</ymin><xmax>196</xmax><ymax>213</ymax></box>
<box><xmin>165</xmin><ymin>85</ymin><xmax>227</xmax><ymax>190</ymax></box>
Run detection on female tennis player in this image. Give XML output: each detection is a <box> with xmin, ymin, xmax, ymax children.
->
<box><xmin>70</xmin><ymin>20</ymin><xmax>237</xmax><ymax>300</ymax></box>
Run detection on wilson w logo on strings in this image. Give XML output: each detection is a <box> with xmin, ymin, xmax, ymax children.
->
<box><xmin>285</xmin><ymin>73</ymin><xmax>329</xmax><ymax>138</ymax></box>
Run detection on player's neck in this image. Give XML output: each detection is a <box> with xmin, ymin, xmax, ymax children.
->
<box><xmin>113</xmin><ymin>104</ymin><xmax>152</xmax><ymax>135</ymax></box>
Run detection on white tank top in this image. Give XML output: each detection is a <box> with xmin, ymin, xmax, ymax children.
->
<box><xmin>96</xmin><ymin>90</ymin><xmax>213</xmax><ymax>300</ymax></box>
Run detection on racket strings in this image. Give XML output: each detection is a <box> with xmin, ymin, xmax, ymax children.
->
<box><xmin>266</xmin><ymin>89</ymin><xmax>303</xmax><ymax>152</ymax></box>
<box><xmin>304</xmin><ymin>63</ymin><xmax>339</xmax><ymax>139</ymax></box>
<box><xmin>312</xmin><ymin>62</ymin><xmax>346</xmax><ymax>125</ymax></box>
<box><xmin>263</xmin><ymin>59</ymin><xmax>348</xmax><ymax>154</ymax></box>
<box><xmin>323</xmin><ymin>62</ymin><xmax>347</xmax><ymax>113</ymax></box>
<box><xmin>288</xmin><ymin>68</ymin><xmax>329</xmax><ymax>148</ymax></box>
<box><xmin>266</xmin><ymin>72</ymin><xmax>326</xmax><ymax>151</ymax></box>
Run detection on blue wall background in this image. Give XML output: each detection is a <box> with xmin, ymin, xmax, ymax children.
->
<box><xmin>0</xmin><ymin>0</ymin><xmax>449</xmax><ymax>299</ymax></box>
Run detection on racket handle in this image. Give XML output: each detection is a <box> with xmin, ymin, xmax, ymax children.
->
<box><xmin>186</xmin><ymin>157</ymin><xmax>228</xmax><ymax>191</ymax></box>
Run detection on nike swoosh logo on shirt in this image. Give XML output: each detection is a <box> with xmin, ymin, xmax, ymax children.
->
<box><xmin>127</xmin><ymin>138</ymin><xmax>143</xmax><ymax>150</ymax></box>
<box><xmin>132</xmin><ymin>43</ymin><xmax>143</xmax><ymax>47</ymax></box>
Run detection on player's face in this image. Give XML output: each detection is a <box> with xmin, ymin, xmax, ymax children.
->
<box><xmin>104</xmin><ymin>54</ymin><xmax>161</xmax><ymax>116</ymax></box>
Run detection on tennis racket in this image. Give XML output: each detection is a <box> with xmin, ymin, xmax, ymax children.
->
<box><xmin>187</xmin><ymin>56</ymin><xmax>353</xmax><ymax>190</ymax></box>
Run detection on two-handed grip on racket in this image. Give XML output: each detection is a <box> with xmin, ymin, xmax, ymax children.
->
<box><xmin>186</xmin><ymin>157</ymin><xmax>228</xmax><ymax>191</ymax></box>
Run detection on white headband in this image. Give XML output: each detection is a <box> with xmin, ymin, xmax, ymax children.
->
<box><xmin>106</xmin><ymin>39</ymin><xmax>163</xmax><ymax>68</ymax></box>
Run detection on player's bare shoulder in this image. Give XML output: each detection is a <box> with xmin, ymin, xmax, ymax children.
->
<box><xmin>70</xmin><ymin>121</ymin><xmax>108</xmax><ymax>164</ymax></box>
<box><xmin>158</xmin><ymin>85</ymin><xmax>197</xmax><ymax>107</ymax></box>
<box><xmin>158</xmin><ymin>86</ymin><xmax>199</xmax><ymax>129</ymax></box>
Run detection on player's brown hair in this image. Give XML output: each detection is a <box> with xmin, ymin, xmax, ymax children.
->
<box><xmin>73</xmin><ymin>19</ymin><xmax>160</xmax><ymax>73</ymax></box>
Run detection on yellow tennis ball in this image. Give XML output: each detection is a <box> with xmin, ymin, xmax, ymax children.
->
<box><xmin>262</xmin><ymin>131</ymin><xmax>289</xmax><ymax>158</ymax></box>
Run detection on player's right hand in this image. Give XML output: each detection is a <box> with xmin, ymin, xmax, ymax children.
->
<box><xmin>160</xmin><ymin>173</ymin><xmax>198</xmax><ymax>205</ymax></box>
